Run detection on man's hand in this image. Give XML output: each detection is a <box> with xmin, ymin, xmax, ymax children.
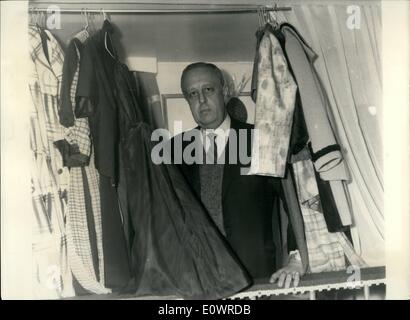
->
<box><xmin>269</xmin><ymin>253</ymin><xmax>305</xmax><ymax>289</ymax></box>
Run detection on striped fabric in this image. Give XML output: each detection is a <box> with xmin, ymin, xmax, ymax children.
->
<box><xmin>292</xmin><ymin>159</ymin><xmax>366</xmax><ymax>273</ymax></box>
<box><xmin>64</xmin><ymin>37</ymin><xmax>110</xmax><ymax>294</ymax></box>
<box><xmin>29</xmin><ymin>25</ymin><xmax>74</xmax><ymax>299</ymax></box>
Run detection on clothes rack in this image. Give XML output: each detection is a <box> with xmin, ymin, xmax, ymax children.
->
<box><xmin>28</xmin><ymin>3</ymin><xmax>292</xmax><ymax>14</ymax></box>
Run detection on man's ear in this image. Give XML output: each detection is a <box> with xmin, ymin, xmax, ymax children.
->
<box><xmin>222</xmin><ymin>84</ymin><xmax>230</xmax><ymax>104</ymax></box>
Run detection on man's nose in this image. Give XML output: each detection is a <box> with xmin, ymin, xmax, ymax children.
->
<box><xmin>198</xmin><ymin>91</ymin><xmax>207</xmax><ymax>103</ymax></box>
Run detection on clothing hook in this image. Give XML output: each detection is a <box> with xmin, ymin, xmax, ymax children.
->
<box><xmin>41</xmin><ymin>11</ymin><xmax>46</xmax><ymax>28</ymax></box>
<box><xmin>263</xmin><ymin>6</ymin><xmax>268</xmax><ymax>25</ymax></box>
<box><xmin>257</xmin><ymin>7</ymin><xmax>262</xmax><ymax>29</ymax></box>
<box><xmin>101</xmin><ymin>8</ymin><xmax>108</xmax><ymax>21</ymax></box>
<box><xmin>82</xmin><ymin>8</ymin><xmax>89</xmax><ymax>31</ymax></box>
<box><xmin>271</xmin><ymin>3</ymin><xmax>279</xmax><ymax>29</ymax></box>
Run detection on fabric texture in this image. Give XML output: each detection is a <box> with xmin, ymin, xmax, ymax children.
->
<box><xmin>276</xmin><ymin>22</ymin><xmax>353</xmax><ymax>232</ymax></box>
<box><xmin>60</xmin><ymin>35</ymin><xmax>109</xmax><ymax>294</ymax></box>
<box><xmin>199</xmin><ymin>134</ymin><xmax>226</xmax><ymax>235</ymax></box>
<box><xmin>272</xmin><ymin>5</ymin><xmax>383</xmax><ymax>265</ymax></box>
<box><xmin>73</xmin><ymin>20</ymin><xmax>249</xmax><ymax>299</ymax></box>
<box><xmin>282</xmin><ymin>25</ymin><xmax>347</xmax><ymax>180</ymax></box>
<box><xmin>292</xmin><ymin>158</ymin><xmax>366</xmax><ymax>272</ymax></box>
<box><xmin>280</xmin><ymin>171</ymin><xmax>309</xmax><ymax>270</ymax></box>
<box><xmin>76</xmin><ymin>21</ymin><xmax>131</xmax><ymax>290</ymax></box>
<box><xmin>114</xmin><ymin>62</ymin><xmax>250</xmax><ymax>299</ymax></box>
<box><xmin>29</xmin><ymin>25</ymin><xmax>74</xmax><ymax>298</ymax></box>
<box><xmin>249</xmin><ymin>30</ymin><xmax>297</xmax><ymax>178</ymax></box>
<box><xmin>173</xmin><ymin>118</ymin><xmax>309</xmax><ymax>280</ymax></box>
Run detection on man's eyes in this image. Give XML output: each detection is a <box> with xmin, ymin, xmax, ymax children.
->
<box><xmin>188</xmin><ymin>91</ymin><xmax>198</xmax><ymax>99</ymax></box>
<box><xmin>204</xmin><ymin>87</ymin><xmax>214</xmax><ymax>93</ymax></box>
<box><xmin>187</xmin><ymin>87</ymin><xmax>215</xmax><ymax>99</ymax></box>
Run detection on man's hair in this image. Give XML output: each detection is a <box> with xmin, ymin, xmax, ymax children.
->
<box><xmin>180</xmin><ymin>62</ymin><xmax>225</xmax><ymax>94</ymax></box>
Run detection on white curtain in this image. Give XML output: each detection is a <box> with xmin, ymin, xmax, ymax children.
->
<box><xmin>274</xmin><ymin>2</ymin><xmax>384</xmax><ymax>266</ymax></box>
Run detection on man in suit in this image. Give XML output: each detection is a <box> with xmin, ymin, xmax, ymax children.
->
<box><xmin>170</xmin><ymin>62</ymin><xmax>306</xmax><ymax>288</ymax></box>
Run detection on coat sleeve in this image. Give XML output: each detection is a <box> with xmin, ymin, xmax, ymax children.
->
<box><xmin>248</xmin><ymin>32</ymin><xmax>298</xmax><ymax>178</ymax></box>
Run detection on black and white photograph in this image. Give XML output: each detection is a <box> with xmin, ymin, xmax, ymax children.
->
<box><xmin>1</xmin><ymin>0</ymin><xmax>409</xmax><ymax>303</ymax></box>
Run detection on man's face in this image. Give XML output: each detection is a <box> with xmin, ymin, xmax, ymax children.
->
<box><xmin>182</xmin><ymin>67</ymin><xmax>227</xmax><ymax>129</ymax></box>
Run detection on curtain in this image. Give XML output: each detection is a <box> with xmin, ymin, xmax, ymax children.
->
<box><xmin>273</xmin><ymin>2</ymin><xmax>383</xmax><ymax>266</ymax></box>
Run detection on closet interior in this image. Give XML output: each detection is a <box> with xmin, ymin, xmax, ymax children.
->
<box><xmin>28</xmin><ymin>0</ymin><xmax>385</xmax><ymax>300</ymax></box>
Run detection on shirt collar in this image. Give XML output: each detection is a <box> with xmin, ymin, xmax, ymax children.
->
<box><xmin>202</xmin><ymin>113</ymin><xmax>231</xmax><ymax>135</ymax></box>
<box><xmin>201</xmin><ymin>114</ymin><xmax>231</xmax><ymax>157</ymax></box>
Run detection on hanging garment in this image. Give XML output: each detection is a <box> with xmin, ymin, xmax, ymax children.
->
<box><xmin>248</xmin><ymin>29</ymin><xmax>297</xmax><ymax>178</ymax></box>
<box><xmin>250</xmin><ymin>25</ymin><xmax>269</xmax><ymax>103</ymax></box>
<box><xmin>278</xmin><ymin>23</ymin><xmax>353</xmax><ymax>228</ymax></box>
<box><xmin>314</xmin><ymin>170</ymin><xmax>349</xmax><ymax>233</ymax></box>
<box><xmin>75</xmin><ymin>21</ymin><xmax>131</xmax><ymax>290</ymax></box>
<box><xmin>285</xmin><ymin>6</ymin><xmax>383</xmax><ymax>265</ymax></box>
<box><xmin>280</xmin><ymin>170</ymin><xmax>310</xmax><ymax>270</ymax></box>
<box><xmin>328</xmin><ymin>180</ymin><xmax>353</xmax><ymax>227</ymax></box>
<box><xmin>59</xmin><ymin>34</ymin><xmax>110</xmax><ymax>295</ymax></box>
<box><xmin>290</xmin><ymin>146</ymin><xmax>349</xmax><ymax>233</ymax></box>
<box><xmin>292</xmin><ymin>158</ymin><xmax>366</xmax><ymax>272</ymax></box>
<box><xmin>253</xmin><ymin>25</ymin><xmax>310</xmax><ymax>159</ymax></box>
<box><xmin>28</xmin><ymin>25</ymin><xmax>74</xmax><ymax>298</ymax></box>
<box><xmin>107</xmin><ymin>31</ymin><xmax>250</xmax><ymax>298</ymax></box>
<box><xmin>132</xmin><ymin>71</ymin><xmax>160</xmax><ymax>127</ymax></box>
<box><xmin>281</xmin><ymin>24</ymin><xmax>348</xmax><ymax>180</ymax></box>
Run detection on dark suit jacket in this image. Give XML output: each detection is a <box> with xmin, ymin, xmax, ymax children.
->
<box><xmin>169</xmin><ymin>118</ymin><xmax>302</xmax><ymax>280</ymax></box>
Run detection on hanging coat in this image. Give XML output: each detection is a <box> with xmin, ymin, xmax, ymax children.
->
<box><xmin>76</xmin><ymin>20</ymin><xmax>250</xmax><ymax>299</ymax></box>
<box><xmin>248</xmin><ymin>29</ymin><xmax>297</xmax><ymax>178</ymax></box>
<box><xmin>59</xmin><ymin>33</ymin><xmax>110</xmax><ymax>295</ymax></box>
<box><xmin>281</xmin><ymin>24</ymin><xmax>349</xmax><ymax>180</ymax></box>
<box><xmin>29</xmin><ymin>25</ymin><xmax>74</xmax><ymax>298</ymax></box>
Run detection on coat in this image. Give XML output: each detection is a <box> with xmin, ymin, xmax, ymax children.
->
<box><xmin>171</xmin><ymin>117</ymin><xmax>309</xmax><ymax>280</ymax></box>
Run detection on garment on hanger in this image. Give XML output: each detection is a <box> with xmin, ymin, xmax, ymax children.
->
<box><xmin>28</xmin><ymin>25</ymin><xmax>74</xmax><ymax>298</ymax></box>
<box><xmin>279</xmin><ymin>170</ymin><xmax>310</xmax><ymax>270</ymax></box>
<box><xmin>292</xmin><ymin>158</ymin><xmax>345</xmax><ymax>272</ymax></box>
<box><xmin>251</xmin><ymin>24</ymin><xmax>270</xmax><ymax>103</ymax></box>
<box><xmin>249</xmin><ymin>24</ymin><xmax>309</xmax><ymax>271</ymax></box>
<box><xmin>281</xmin><ymin>24</ymin><xmax>348</xmax><ymax>180</ymax></box>
<box><xmin>276</xmin><ymin>23</ymin><xmax>353</xmax><ymax>231</ymax></box>
<box><xmin>118</xmin><ymin>76</ymin><xmax>250</xmax><ymax>299</ymax></box>
<box><xmin>291</xmin><ymin>153</ymin><xmax>366</xmax><ymax>272</ymax></box>
<box><xmin>59</xmin><ymin>34</ymin><xmax>110</xmax><ymax>295</ymax></box>
<box><xmin>77</xmin><ymin>20</ymin><xmax>249</xmax><ymax>299</ymax></box>
<box><xmin>292</xmin><ymin>148</ymin><xmax>350</xmax><ymax>233</ymax></box>
<box><xmin>76</xmin><ymin>20</ymin><xmax>132</xmax><ymax>290</ymax></box>
<box><xmin>248</xmin><ymin>26</ymin><xmax>297</xmax><ymax>178</ymax></box>
<box><xmin>132</xmin><ymin>71</ymin><xmax>161</xmax><ymax>128</ymax></box>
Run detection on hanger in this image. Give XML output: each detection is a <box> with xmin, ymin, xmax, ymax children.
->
<box><xmin>82</xmin><ymin>8</ymin><xmax>89</xmax><ymax>32</ymax></box>
<box><xmin>269</xmin><ymin>3</ymin><xmax>280</xmax><ymax>30</ymax></box>
<box><xmin>256</xmin><ymin>7</ymin><xmax>261</xmax><ymax>29</ymax></box>
<box><xmin>259</xmin><ymin>7</ymin><xmax>265</xmax><ymax>30</ymax></box>
<box><xmin>29</xmin><ymin>8</ymin><xmax>36</xmax><ymax>25</ymax></box>
<box><xmin>35</xmin><ymin>11</ymin><xmax>50</xmax><ymax>39</ymax></box>
<box><xmin>101</xmin><ymin>8</ymin><xmax>109</xmax><ymax>21</ymax></box>
<box><xmin>262</xmin><ymin>7</ymin><xmax>267</xmax><ymax>28</ymax></box>
<box><xmin>71</xmin><ymin>8</ymin><xmax>90</xmax><ymax>42</ymax></box>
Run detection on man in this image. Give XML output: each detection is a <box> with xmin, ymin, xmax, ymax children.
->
<box><xmin>171</xmin><ymin>62</ymin><xmax>306</xmax><ymax>288</ymax></box>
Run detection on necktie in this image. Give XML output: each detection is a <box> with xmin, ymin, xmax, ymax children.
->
<box><xmin>205</xmin><ymin>133</ymin><xmax>218</xmax><ymax>164</ymax></box>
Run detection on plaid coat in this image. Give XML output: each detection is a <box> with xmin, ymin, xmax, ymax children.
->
<box><xmin>28</xmin><ymin>25</ymin><xmax>74</xmax><ymax>298</ymax></box>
